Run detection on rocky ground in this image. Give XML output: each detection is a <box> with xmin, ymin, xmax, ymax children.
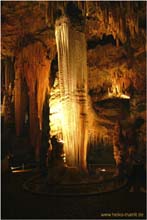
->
<box><xmin>2</xmin><ymin>171</ymin><xmax>146</xmax><ymax>219</ymax></box>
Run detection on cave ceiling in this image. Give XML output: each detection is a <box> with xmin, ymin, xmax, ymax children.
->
<box><xmin>1</xmin><ymin>1</ymin><xmax>146</xmax><ymax>95</ymax></box>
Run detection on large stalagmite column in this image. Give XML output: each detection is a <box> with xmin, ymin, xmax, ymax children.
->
<box><xmin>54</xmin><ymin>16</ymin><xmax>88</xmax><ymax>170</ymax></box>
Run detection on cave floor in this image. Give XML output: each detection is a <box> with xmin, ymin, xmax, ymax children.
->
<box><xmin>1</xmin><ymin>171</ymin><xmax>146</xmax><ymax>219</ymax></box>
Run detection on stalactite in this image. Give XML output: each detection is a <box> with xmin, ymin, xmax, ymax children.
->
<box><xmin>36</xmin><ymin>2</ymin><xmax>144</xmax><ymax>45</ymax></box>
<box><xmin>86</xmin><ymin>1</ymin><xmax>141</xmax><ymax>44</ymax></box>
<box><xmin>4</xmin><ymin>59</ymin><xmax>11</xmax><ymax>91</ymax></box>
<box><xmin>2</xmin><ymin>58</ymin><xmax>15</xmax><ymax>125</ymax></box>
<box><xmin>29</xmin><ymin>90</ymin><xmax>41</xmax><ymax>160</ymax></box>
<box><xmin>135</xmin><ymin>14</ymin><xmax>139</xmax><ymax>34</ymax></box>
<box><xmin>21</xmin><ymin>42</ymin><xmax>51</xmax><ymax>130</ymax></box>
<box><xmin>45</xmin><ymin>2</ymin><xmax>49</xmax><ymax>25</ymax></box>
<box><xmin>85</xmin><ymin>1</ymin><xmax>89</xmax><ymax>16</ymax></box>
<box><xmin>14</xmin><ymin>55</ymin><xmax>26</xmax><ymax>136</ymax></box>
<box><xmin>15</xmin><ymin>41</ymin><xmax>52</xmax><ymax>158</ymax></box>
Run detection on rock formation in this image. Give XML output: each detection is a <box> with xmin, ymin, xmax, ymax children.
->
<box><xmin>1</xmin><ymin>1</ymin><xmax>146</xmax><ymax>170</ymax></box>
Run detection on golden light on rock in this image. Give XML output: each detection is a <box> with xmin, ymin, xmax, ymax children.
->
<box><xmin>108</xmin><ymin>84</ymin><xmax>130</xmax><ymax>99</ymax></box>
<box><xmin>50</xmin><ymin>16</ymin><xmax>88</xmax><ymax>170</ymax></box>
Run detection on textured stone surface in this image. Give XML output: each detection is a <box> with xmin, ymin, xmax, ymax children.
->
<box><xmin>1</xmin><ymin>1</ymin><xmax>146</xmax><ymax>160</ymax></box>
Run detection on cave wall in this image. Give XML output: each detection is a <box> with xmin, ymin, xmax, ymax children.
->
<box><xmin>87</xmin><ymin>36</ymin><xmax>146</xmax><ymax>139</ymax></box>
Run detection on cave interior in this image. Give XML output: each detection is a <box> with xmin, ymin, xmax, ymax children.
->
<box><xmin>1</xmin><ymin>1</ymin><xmax>146</xmax><ymax>176</ymax></box>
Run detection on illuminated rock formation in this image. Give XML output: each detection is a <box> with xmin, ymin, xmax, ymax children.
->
<box><xmin>14</xmin><ymin>42</ymin><xmax>53</xmax><ymax>159</ymax></box>
<box><xmin>53</xmin><ymin>16</ymin><xmax>88</xmax><ymax>169</ymax></box>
